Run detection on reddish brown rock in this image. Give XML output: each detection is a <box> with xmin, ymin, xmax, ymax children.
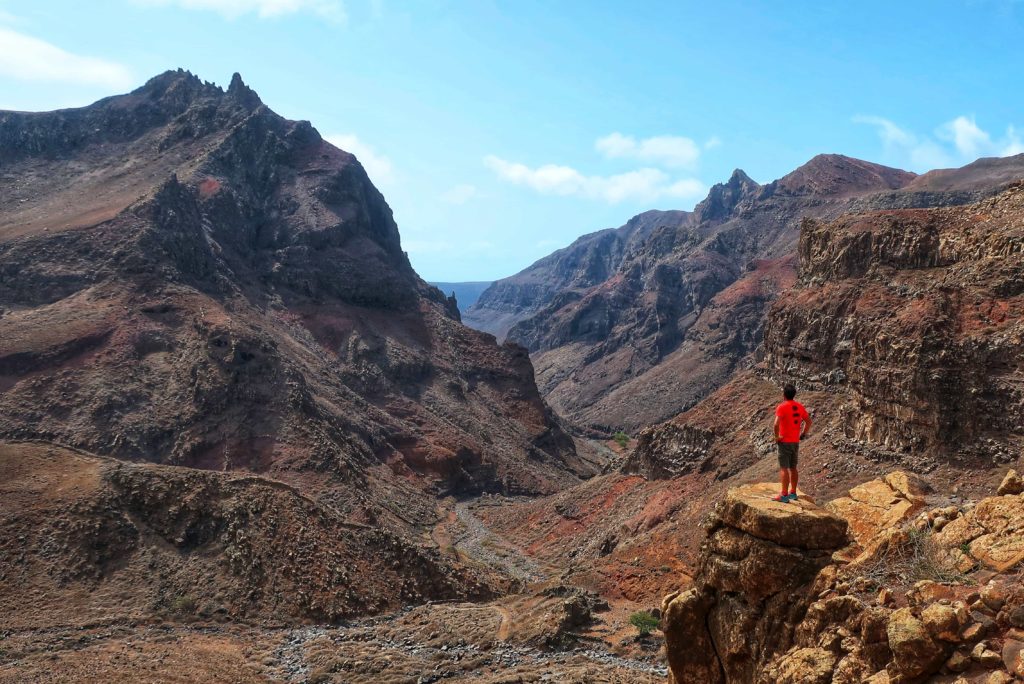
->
<box><xmin>714</xmin><ymin>483</ymin><xmax>849</xmax><ymax>550</ymax></box>
<box><xmin>662</xmin><ymin>483</ymin><xmax>848</xmax><ymax>683</ymax></box>
<box><xmin>934</xmin><ymin>494</ymin><xmax>1024</xmax><ymax>571</ymax></box>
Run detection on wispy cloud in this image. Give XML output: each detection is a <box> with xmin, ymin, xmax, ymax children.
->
<box><xmin>595</xmin><ymin>132</ymin><xmax>704</xmax><ymax>169</ymax></box>
<box><xmin>484</xmin><ymin>155</ymin><xmax>706</xmax><ymax>204</ymax></box>
<box><xmin>325</xmin><ymin>134</ymin><xmax>393</xmax><ymax>186</ymax></box>
<box><xmin>440</xmin><ymin>184</ymin><xmax>478</xmax><ymax>205</ymax></box>
<box><xmin>136</xmin><ymin>0</ymin><xmax>346</xmax><ymax>22</ymax></box>
<box><xmin>938</xmin><ymin>115</ymin><xmax>1024</xmax><ymax>157</ymax></box>
<box><xmin>0</xmin><ymin>27</ymin><xmax>134</xmax><ymax>89</ymax></box>
<box><xmin>854</xmin><ymin>114</ymin><xmax>1023</xmax><ymax>171</ymax></box>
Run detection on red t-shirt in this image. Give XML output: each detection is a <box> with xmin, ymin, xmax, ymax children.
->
<box><xmin>776</xmin><ymin>400</ymin><xmax>809</xmax><ymax>443</ymax></box>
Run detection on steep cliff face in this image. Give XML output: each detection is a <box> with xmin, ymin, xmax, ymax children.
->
<box><xmin>629</xmin><ymin>183</ymin><xmax>1024</xmax><ymax>484</ymax></box>
<box><xmin>763</xmin><ymin>183</ymin><xmax>1024</xmax><ymax>460</ymax></box>
<box><xmin>513</xmin><ymin>159</ymin><xmax>926</xmax><ymax>434</ymax></box>
<box><xmin>662</xmin><ymin>484</ymin><xmax>850</xmax><ymax>683</ymax></box>
<box><xmin>0</xmin><ymin>70</ymin><xmax>589</xmax><ymax>622</ymax></box>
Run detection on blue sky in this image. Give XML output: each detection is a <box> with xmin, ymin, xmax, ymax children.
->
<box><xmin>2</xmin><ymin>1</ymin><xmax>1022</xmax><ymax>281</ymax></box>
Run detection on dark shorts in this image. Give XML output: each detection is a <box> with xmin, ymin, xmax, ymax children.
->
<box><xmin>777</xmin><ymin>442</ymin><xmax>799</xmax><ymax>469</ymax></box>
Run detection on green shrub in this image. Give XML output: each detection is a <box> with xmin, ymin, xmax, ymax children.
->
<box><xmin>629</xmin><ymin>610</ymin><xmax>659</xmax><ymax>636</ymax></box>
<box><xmin>171</xmin><ymin>594</ymin><xmax>197</xmax><ymax>614</ymax></box>
<box><xmin>613</xmin><ymin>431</ymin><xmax>630</xmax><ymax>448</ymax></box>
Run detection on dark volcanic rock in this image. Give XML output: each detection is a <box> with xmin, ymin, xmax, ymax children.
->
<box><xmin>0</xmin><ymin>69</ymin><xmax>586</xmax><ymax>497</ymax></box>
<box><xmin>464</xmin><ymin>209</ymin><xmax>688</xmax><ymax>340</ymax></box>
<box><xmin>631</xmin><ymin>183</ymin><xmax>1024</xmax><ymax>481</ymax></box>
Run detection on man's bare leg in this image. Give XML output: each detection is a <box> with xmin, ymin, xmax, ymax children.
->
<box><xmin>788</xmin><ymin>468</ymin><xmax>799</xmax><ymax>495</ymax></box>
<box><xmin>779</xmin><ymin>468</ymin><xmax>790</xmax><ymax>498</ymax></box>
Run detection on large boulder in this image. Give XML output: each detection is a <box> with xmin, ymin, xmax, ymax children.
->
<box><xmin>716</xmin><ymin>483</ymin><xmax>850</xmax><ymax>549</ymax></box>
<box><xmin>826</xmin><ymin>471</ymin><xmax>929</xmax><ymax>548</ymax></box>
<box><xmin>885</xmin><ymin>607</ymin><xmax>948</xmax><ymax>682</ymax></box>
<box><xmin>933</xmin><ymin>492</ymin><xmax>1024</xmax><ymax>572</ymax></box>
<box><xmin>997</xmin><ymin>469</ymin><xmax>1023</xmax><ymax>496</ymax></box>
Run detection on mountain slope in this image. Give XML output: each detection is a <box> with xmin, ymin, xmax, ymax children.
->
<box><xmin>0</xmin><ymin>70</ymin><xmax>593</xmax><ymax>621</ymax></box>
<box><xmin>464</xmin><ymin>209</ymin><xmax>690</xmax><ymax>339</ymax></box>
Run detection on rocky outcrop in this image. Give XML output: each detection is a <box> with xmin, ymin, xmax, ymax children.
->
<box><xmin>663</xmin><ymin>473</ymin><xmax>1024</xmax><ymax>684</ymax></box>
<box><xmin>623</xmin><ymin>422</ymin><xmax>716</xmax><ymax>478</ymax></box>
<box><xmin>826</xmin><ymin>471</ymin><xmax>930</xmax><ymax>549</ymax></box>
<box><xmin>932</xmin><ymin>487</ymin><xmax>1024</xmax><ymax>572</ymax></box>
<box><xmin>661</xmin><ymin>483</ymin><xmax>849</xmax><ymax>683</ymax></box>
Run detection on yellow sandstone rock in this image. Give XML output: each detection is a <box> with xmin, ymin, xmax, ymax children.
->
<box><xmin>826</xmin><ymin>471</ymin><xmax>927</xmax><ymax>549</ymax></box>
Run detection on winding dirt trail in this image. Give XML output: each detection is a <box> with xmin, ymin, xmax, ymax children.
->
<box><xmin>494</xmin><ymin>605</ymin><xmax>513</xmax><ymax>642</ymax></box>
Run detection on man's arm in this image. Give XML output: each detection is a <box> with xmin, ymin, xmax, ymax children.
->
<box><xmin>801</xmin><ymin>416</ymin><xmax>812</xmax><ymax>440</ymax></box>
<box><xmin>773</xmin><ymin>415</ymin><xmax>781</xmax><ymax>442</ymax></box>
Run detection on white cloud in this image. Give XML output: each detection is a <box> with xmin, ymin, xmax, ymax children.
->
<box><xmin>938</xmin><ymin>115</ymin><xmax>992</xmax><ymax>158</ymax></box>
<box><xmin>440</xmin><ymin>184</ymin><xmax>478</xmax><ymax>205</ymax></box>
<box><xmin>704</xmin><ymin>136</ymin><xmax>722</xmax><ymax>150</ymax></box>
<box><xmin>1003</xmin><ymin>126</ymin><xmax>1024</xmax><ymax>156</ymax></box>
<box><xmin>484</xmin><ymin>155</ymin><xmax>706</xmax><ymax>204</ymax></box>
<box><xmin>0</xmin><ymin>27</ymin><xmax>134</xmax><ymax>89</ymax></box>
<box><xmin>855</xmin><ymin>114</ymin><xmax>1024</xmax><ymax>171</ymax></box>
<box><xmin>325</xmin><ymin>134</ymin><xmax>393</xmax><ymax>186</ymax></box>
<box><xmin>136</xmin><ymin>0</ymin><xmax>345</xmax><ymax>21</ymax></box>
<box><xmin>595</xmin><ymin>132</ymin><xmax>703</xmax><ymax>169</ymax></box>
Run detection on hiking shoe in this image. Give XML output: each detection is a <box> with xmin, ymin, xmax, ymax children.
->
<box><xmin>771</xmin><ymin>494</ymin><xmax>789</xmax><ymax>503</ymax></box>
<box><xmin>785</xmin><ymin>493</ymin><xmax>798</xmax><ymax>502</ymax></box>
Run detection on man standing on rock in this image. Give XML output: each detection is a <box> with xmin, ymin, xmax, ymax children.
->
<box><xmin>773</xmin><ymin>383</ymin><xmax>811</xmax><ymax>502</ymax></box>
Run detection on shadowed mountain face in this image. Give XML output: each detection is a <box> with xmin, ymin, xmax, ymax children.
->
<box><xmin>0</xmin><ymin>70</ymin><xmax>599</xmax><ymax>619</ymax></box>
<box><xmin>464</xmin><ymin>209</ymin><xmax>689</xmax><ymax>340</ymax></box>
<box><xmin>468</xmin><ymin>154</ymin><xmax>1024</xmax><ymax>435</ymax></box>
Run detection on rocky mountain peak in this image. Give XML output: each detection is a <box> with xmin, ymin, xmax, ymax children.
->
<box><xmin>226</xmin><ymin>71</ymin><xmax>262</xmax><ymax>109</ymax></box>
<box><xmin>773</xmin><ymin>153</ymin><xmax>917</xmax><ymax>198</ymax></box>
<box><xmin>130</xmin><ymin>69</ymin><xmax>262</xmax><ymax>112</ymax></box>
<box><xmin>693</xmin><ymin>167</ymin><xmax>761</xmax><ymax>222</ymax></box>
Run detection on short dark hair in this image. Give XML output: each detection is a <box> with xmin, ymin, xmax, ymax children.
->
<box><xmin>783</xmin><ymin>384</ymin><xmax>797</xmax><ymax>400</ymax></box>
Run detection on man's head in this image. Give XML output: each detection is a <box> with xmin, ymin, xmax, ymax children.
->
<box><xmin>783</xmin><ymin>383</ymin><xmax>797</xmax><ymax>400</ymax></box>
